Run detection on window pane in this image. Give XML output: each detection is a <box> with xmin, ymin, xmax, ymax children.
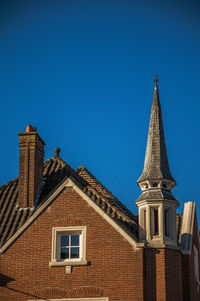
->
<box><xmin>154</xmin><ymin>209</ymin><xmax>159</xmax><ymax>235</ymax></box>
<box><xmin>71</xmin><ymin>235</ymin><xmax>79</xmax><ymax>246</ymax></box>
<box><xmin>165</xmin><ymin>210</ymin><xmax>169</xmax><ymax>236</ymax></box>
<box><xmin>60</xmin><ymin>247</ymin><xmax>69</xmax><ymax>260</ymax></box>
<box><xmin>61</xmin><ymin>235</ymin><xmax>69</xmax><ymax>247</ymax></box>
<box><xmin>71</xmin><ymin>247</ymin><xmax>79</xmax><ymax>258</ymax></box>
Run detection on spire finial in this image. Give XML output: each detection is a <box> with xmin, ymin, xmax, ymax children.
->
<box><xmin>54</xmin><ymin>147</ymin><xmax>60</xmax><ymax>158</ymax></box>
<box><xmin>154</xmin><ymin>72</ymin><xmax>159</xmax><ymax>87</ymax></box>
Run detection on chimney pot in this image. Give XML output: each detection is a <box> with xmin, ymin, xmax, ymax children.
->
<box><xmin>26</xmin><ymin>125</ymin><xmax>37</xmax><ymax>133</ymax></box>
<box><xmin>26</xmin><ymin>125</ymin><xmax>31</xmax><ymax>132</ymax></box>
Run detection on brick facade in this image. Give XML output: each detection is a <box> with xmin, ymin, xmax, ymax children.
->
<box><xmin>1</xmin><ymin>186</ymin><xmax>199</xmax><ymax>300</ymax></box>
<box><xmin>143</xmin><ymin>248</ymin><xmax>183</xmax><ymax>301</ymax></box>
<box><xmin>0</xmin><ymin>188</ymin><xmax>144</xmax><ymax>301</ymax></box>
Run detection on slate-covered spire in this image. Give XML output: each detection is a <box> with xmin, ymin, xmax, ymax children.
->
<box><xmin>137</xmin><ymin>75</ymin><xmax>176</xmax><ymax>190</ymax></box>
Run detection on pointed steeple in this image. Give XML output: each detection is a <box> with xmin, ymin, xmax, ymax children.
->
<box><xmin>137</xmin><ymin>74</ymin><xmax>176</xmax><ymax>190</ymax></box>
<box><xmin>135</xmin><ymin>76</ymin><xmax>179</xmax><ymax>248</ymax></box>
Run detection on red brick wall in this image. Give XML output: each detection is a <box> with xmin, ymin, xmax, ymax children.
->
<box><xmin>165</xmin><ymin>248</ymin><xmax>182</xmax><ymax>301</ymax></box>
<box><xmin>0</xmin><ymin>187</ymin><xmax>144</xmax><ymax>301</ymax></box>
<box><xmin>144</xmin><ymin>248</ymin><xmax>182</xmax><ymax>301</ymax></box>
<box><xmin>182</xmin><ymin>213</ymin><xmax>200</xmax><ymax>301</ymax></box>
<box><xmin>155</xmin><ymin>249</ymin><xmax>167</xmax><ymax>301</ymax></box>
<box><xmin>143</xmin><ymin>248</ymin><xmax>157</xmax><ymax>300</ymax></box>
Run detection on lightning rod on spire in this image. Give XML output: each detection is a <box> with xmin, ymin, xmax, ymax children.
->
<box><xmin>154</xmin><ymin>72</ymin><xmax>159</xmax><ymax>87</ymax></box>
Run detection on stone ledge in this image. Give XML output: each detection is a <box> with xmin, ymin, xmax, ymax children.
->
<box><xmin>49</xmin><ymin>259</ymin><xmax>88</xmax><ymax>267</ymax></box>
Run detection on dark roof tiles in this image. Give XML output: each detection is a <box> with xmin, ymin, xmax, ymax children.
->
<box><xmin>137</xmin><ymin>188</ymin><xmax>177</xmax><ymax>202</ymax></box>
<box><xmin>0</xmin><ymin>179</ymin><xmax>33</xmax><ymax>247</ymax></box>
<box><xmin>77</xmin><ymin>165</ymin><xmax>137</xmax><ymax>222</ymax></box>
<box><xmin>0</xmin><ymin>156</ymin><xmax>138</xmax><ymax>248</ymax></box>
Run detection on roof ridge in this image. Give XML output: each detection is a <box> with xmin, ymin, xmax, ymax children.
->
<box><xmin>0</xmin><ymin>177</ymin><xmax>18</xmax><ymax>192</ymax></box>
<box><xmin>44</xmin><ymin>156</ymin><xmax>67</xmax><ymax>168</ymax></box>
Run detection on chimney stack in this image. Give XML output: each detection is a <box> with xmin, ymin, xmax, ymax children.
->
<box><xmin>18</xmin><ymin>125</ymin><xmax>45</xmax><ymax>208</ymax></box>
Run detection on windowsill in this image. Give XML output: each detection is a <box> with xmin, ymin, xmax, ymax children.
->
<box><xmin>49</xmin><ymin>259</ymin><xmax>88</xmax><ymax>267</ymax></box>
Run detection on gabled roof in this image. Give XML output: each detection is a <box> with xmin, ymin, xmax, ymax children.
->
<box><xmin>0</xmin><ymin>155</ymin><xmax>138</xmax><ymax>250</ymax></box>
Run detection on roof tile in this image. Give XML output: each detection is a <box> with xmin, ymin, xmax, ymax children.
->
<box><xmin>0</xmin><ymin>156</ymin><xmax>138</xmax><ymax>248</ymax></box>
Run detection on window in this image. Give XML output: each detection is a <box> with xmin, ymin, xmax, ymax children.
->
<box><xmin>150</xmin><ymin>207</ymin><xmax>159</xmax><ymax>237</ymax></box>
<box><xmin>49</xmin><ymin>226</ymin><xmax>87</xmax><ymax>267</ymax></box>
<box><xmin>154</xmin><ymin>209</ymin><xmax>159</xmax><ymax>235</ymax></box>
<box><xmin>60</xmin><ymin>233</ymin><xmax>80</xmax><ymax>261</ymax></box>
<box><xmin>164</xmin><ymin>209</ymin><xmax>170</xmax><ymax>237</ymax></box>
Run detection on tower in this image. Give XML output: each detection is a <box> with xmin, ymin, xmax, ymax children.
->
<box><xmin>135</xmin><ymin>75</ymin><xmax>179</xmax><ymax>248</ymax></box>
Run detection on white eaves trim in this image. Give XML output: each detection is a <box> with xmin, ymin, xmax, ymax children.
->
<box><xmin>0</xmin><ymin>178</ymin><xmax>139</xmax><ymax>253</ymax></box>
<box><xmin>67</xmin><ymin>179</ymin><xmax>139</xmax><ymax>249</ymax></box>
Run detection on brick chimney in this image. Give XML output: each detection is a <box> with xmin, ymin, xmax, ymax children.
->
<box><xmin>18</xmin><ymin>125</ymin><xmax>45</xmax><ymax>208</ymax></box>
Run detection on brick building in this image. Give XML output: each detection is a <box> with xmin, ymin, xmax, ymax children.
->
<box><xmin>0</xmin><ymin>79</ymin><xmax>199</xmax><ymax>301</ymax></box>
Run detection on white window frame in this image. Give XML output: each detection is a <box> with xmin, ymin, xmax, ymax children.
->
<box><xmin>49</xmin><ymin>226</ymin><xmax>87</xmax><ymax>267</ymax></box>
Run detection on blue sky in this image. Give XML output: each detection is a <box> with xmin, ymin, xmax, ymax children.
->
<box><xmin>0</xmin><ymin>0</ymin><xmax>200</xmax><ymax>217</ymax></box>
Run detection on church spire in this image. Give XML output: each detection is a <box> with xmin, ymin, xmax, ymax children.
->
<box><xmin>137</xmin><ymin>74</ymin><xmax>176</xmax><ymax>190</ymax></box>
<box><xmin>135</xmin><ymin>76</ymin><xmax>179</xmax><ymax>248</ymax></box>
